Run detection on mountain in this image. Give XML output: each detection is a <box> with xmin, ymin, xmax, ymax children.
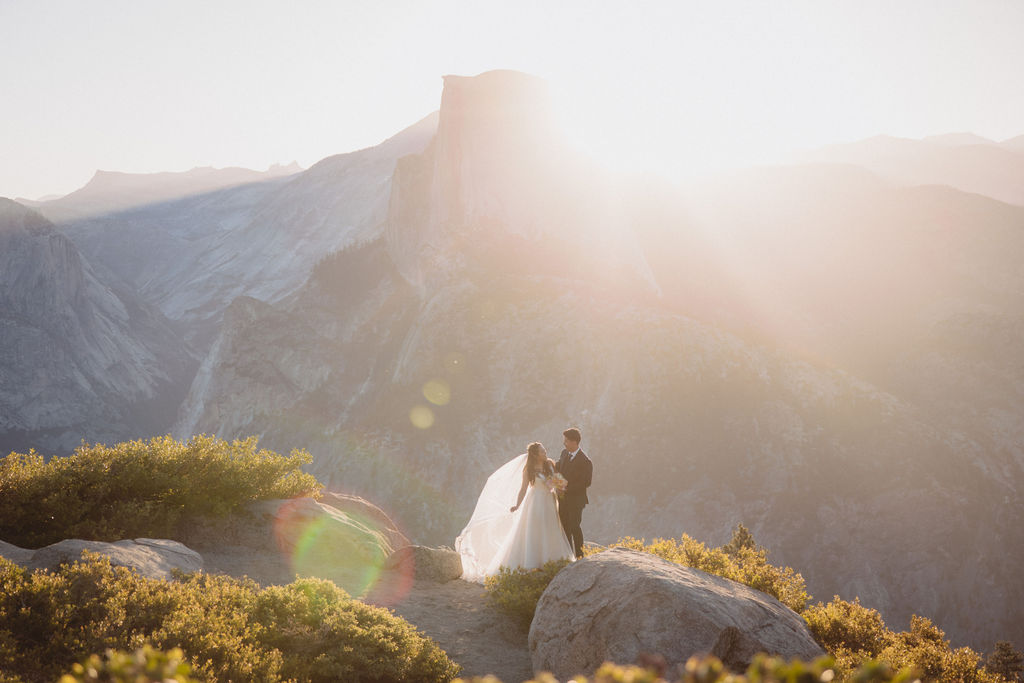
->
<box><xmin>921</xmin><ymin>132</ymin><xmax>997</xmax><ymax>146</ymax></box>
<box><xmin>26</xmin><ymin>163</ymin><xmax>303</xmax><ymax>222</ymax></box>
<box><xmin>1003</xmin><ymin>134</ymin><xmax>1024</xmax><ymax>152</ymax></box>
<box><xmin>804</xmin><ymin>134</ymin><xmax>1024</xmax><ymax>206</ymax></box>
<box><xmin>0</xmin><ymin>199</ymin><xmax>194</xmax><ymax>454</ymax></box>
<box><xmin>169</xmin><ymin>70</ymin><xmax>1023</xmax><ymax>651</ymax></box>
<box><xmin>47</xmin><ymin>114</ymin><xmax>437</xmax><ymax>341</ymax></box>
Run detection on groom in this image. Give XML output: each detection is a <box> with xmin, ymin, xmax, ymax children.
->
<box><xmin>555</xmin><ymin>427</ymin><xmax>592</xmax><ymax>559</ymax></box>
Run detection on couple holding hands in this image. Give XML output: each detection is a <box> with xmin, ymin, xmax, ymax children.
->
<box><xmin>456</xmin><ymin>428</ymin><xmax>593</xmax><ymax>581</ymax></box>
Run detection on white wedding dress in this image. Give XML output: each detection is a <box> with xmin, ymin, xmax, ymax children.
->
<box><xmin>456</xmin><ymin>453</ymin><xmax>576</xmax><ymax>582</ymax></box>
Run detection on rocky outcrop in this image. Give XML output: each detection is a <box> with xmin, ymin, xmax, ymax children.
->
<box><xmin>385</xmin><ymin>545</ymin><xmax>462</xmax><ymax>583</ymax></box>
<box><xmin>0</xmin><ymin>537</ymin><xmax>202</xmax><ymax>580</ymax></box>
<box><xmin>529</xmin><ymin>548</ymin><xmax>824</xmax><ymax>677</ymax></box>
<box><xmin>0</xmin><ymin>198</ymin><xmax>193</xmax><ymax>454</ymax></box>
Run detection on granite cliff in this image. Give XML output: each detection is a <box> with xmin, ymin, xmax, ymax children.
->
<box><xmin>0</xmin><ymin>199</ymin><xmax>192</xmax><ymax>453</ymax></box>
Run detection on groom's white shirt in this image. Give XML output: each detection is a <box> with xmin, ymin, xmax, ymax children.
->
<box><xmin>567</xmin><ymin>448</ymin><xmax>580</xmax><ymax>460</ymax></box>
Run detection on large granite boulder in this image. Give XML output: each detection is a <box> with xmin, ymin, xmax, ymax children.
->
<box><xmin>0</xmin><ymin>540</ymin><xmax>33</xmax><ymax>565</ymax></box>
<box><xmin>529</xmin><ymin>548</ymin><xmax>824</xmax><ymax>678</ymax></box>
<box><xmin>384</xmin><ymin>544</ymin><xmax>463</xmax><ymax>583</ymax></box>
<box><xmin>1</xmin><ymin>538</ymin><xmax>202</xmax><ymax>580</ymax></box>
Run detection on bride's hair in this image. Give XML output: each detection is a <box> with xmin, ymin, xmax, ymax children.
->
<box><xmin>525</xmin><ymin>442</ymin><xmax>554</xmax><ymax>484</ymax></box>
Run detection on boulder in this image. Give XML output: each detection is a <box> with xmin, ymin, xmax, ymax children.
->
<box><xmin>385</xmin><ymin>544</ymin><xmax>463</xmax><ymax>583</ymax></box>
<box><xmin>0</xmin><ymin>539</ymin><xmax>33</xmax><ymax>565</ymax></box>
<box><xmin>11</xmin><ymin>538</ymin><xmax>202</xmax><ymax>580</ymax></box>
<box><xmin>529</xmin><ymin>548</ymin><xmax>824</xmax><ymax>678</ymax></box>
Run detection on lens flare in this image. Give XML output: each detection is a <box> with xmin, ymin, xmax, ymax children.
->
<box><xmin>422</xmin><ymin>379</ymin><xmax>451</xmax><ymax>406</ymax></box>
<box><xmin>409</xmin><ymin>404</ymin><xmax>435</xmax><ymax>429</ymax></box>
<box><xmin>443</xmin><ymin>351</ymin><xmax>466</xmax><ymax>374</ymax></box>
<box><xmin>271</xmin><ymin>498</ymin><xmax>413</xmax><ymax>605</ymax></box>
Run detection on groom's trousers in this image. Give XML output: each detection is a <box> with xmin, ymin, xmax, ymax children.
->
<box><xmin>559</xmin><ymin>498</ymin><xmax>585</xmax><ymax>559</ymax></box>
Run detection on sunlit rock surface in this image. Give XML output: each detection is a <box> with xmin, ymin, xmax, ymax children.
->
<box><xmin>529</xmin><ymin>548</ymin><xmax>824</xmax><ymax>677</ymax></box>
<box><xmin>0</xmin><ymin>537</ymin><xmax>203</xmax><ymax>580</ymax></box>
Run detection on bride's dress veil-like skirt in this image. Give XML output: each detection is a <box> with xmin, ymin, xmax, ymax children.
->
<box><xmin>456</xmin><ymin>453</ymin><xmax>575</xmax><ymax>582</ymax></box>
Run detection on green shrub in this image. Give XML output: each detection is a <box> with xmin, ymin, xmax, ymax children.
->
<box><xmin>987</xmin><ymin>642</ymin><xmax>1023</xmax><ymax>683</ymax></box>
<box><xmin>804</xmin><ymin>596</ymin><xmax>889</xmax><ymax>659</ymax></box>
<box><xmin>607</xmin><ymin>533</ymin><xmax>809</xmax><ymax>613</ymax></box>
<box><xmin>0</xmin><ymin>553</ymin><xmax>459</xmax><ymax>683</ymax></box>
<box><xmin>58</xmin><ymin>645</ymin><xmax>198</xmax><ymax>683</ymax></box>
<box><xmin>454</xmin><ymin>653</ymin><xmax>919</xmax><ymax>683</ymax></box>
<box><xmin>877</xmin><ymin>616</ymin><xmax>1003</xmax><ymax>683</ymax></box>
<box><xmin>805</xmin><ymin>598</ymin><xmax>1005</xmax><ymax>683</ymax></box>
<box><xmin>484</xmin><ymin>559</ymin><xmax>571</xmax><ymax>629</ymax></box>
<box><xmin>0</xmin><ymin>435</ymin><xmax>322</xmax><ymax>548</ymax></box>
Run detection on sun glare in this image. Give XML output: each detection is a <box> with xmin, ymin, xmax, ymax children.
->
<box><xmin>551</xmin><ymin>84</ymin><xmax>784</xmax><ymax>182</ymax></box>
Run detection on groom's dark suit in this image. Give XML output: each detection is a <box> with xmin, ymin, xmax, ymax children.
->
<box><xmin>555</xmin><ymin>448</ymin><xmax>592</xmax><ymax>559</ymax></box>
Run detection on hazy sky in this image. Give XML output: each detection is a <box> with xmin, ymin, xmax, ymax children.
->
<box><xmin>2</xmin><ymin>0</ymin><xmax>1023</xmax><ymax>200</ymax></box>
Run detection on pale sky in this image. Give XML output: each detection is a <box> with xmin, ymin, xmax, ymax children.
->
<box><xmin>2</xmin><ymin>0</ymin><xmax>1023</xmax><ymax>200</ymax></box>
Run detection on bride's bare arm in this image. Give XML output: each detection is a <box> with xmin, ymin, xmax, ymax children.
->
<box><xmin>510</xmin><ymin>467</ymin><xmax>530</xmax><ymax>512</ymax></box>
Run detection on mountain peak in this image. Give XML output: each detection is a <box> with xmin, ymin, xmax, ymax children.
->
<box><xmin>0</xmin><ymin>197</ymin><xmax>53</xmax><ymax>234</ymax></box>
<box><xmin>438</xmin><ymin>70</ymin><xmax>555</xmax><ymax>141</ymax></box>
<box><xmin>267</xmin><ymin>161</ymin><xmax>303</xmax><ymax>175</ymax></box>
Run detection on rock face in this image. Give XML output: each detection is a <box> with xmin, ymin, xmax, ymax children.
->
<box><xmin>0</xmin><ymin>537</ymin><xmax>202</xmax><ymax>580</ymax></box>
<box><xmin>385</xmin><ymin>70</ymin><xmax>655</xmax><ymax>293</ymax></box>
<box><xmin>0</xmin><ymin>198</ymin><xmax>193</xmax><ymax>454</ymax></box>
<box><xmin>529</xmin><ymin>548</ymin><xmax>824</xmax><ymax>677</ymax></box>
<box><xmin>385</xmin><ymin>545</ymin><xmax>462</xmax><ymax>583</ymax></box>
<box><xmin>47</xmin><ymin>113</ymin><xmax>438</xmax><ymax>338</ymax></box>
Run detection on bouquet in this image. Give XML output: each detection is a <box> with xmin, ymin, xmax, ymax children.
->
<box><xmin>546</xmin><ymin>472</ymin><xmax>568</xmax><ymax>497</ymax></box>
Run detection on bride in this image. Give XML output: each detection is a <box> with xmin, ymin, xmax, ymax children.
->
<box><xmin>456</xmin><ymin>442</ymin><xmax>576</xmax><ymax>582</ymax></box>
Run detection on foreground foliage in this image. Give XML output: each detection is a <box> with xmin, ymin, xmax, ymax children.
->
<box><xmin>0</xmin><ymin>435</ymin><xmax>321</xmax><ymax>548</ymax></box>
<box><xmin>987</xmin><ymin>642</ymin><xmax>1024</xmax><ymax>683</ymax></box>
<box><xmin>0</xmin><ymin>554</ymin><xmax>459</xmax><ymax>683</ymax></box>
<box><xmin>57</xmin><ymin>645</ymin><xmax>198</xmax><ymax>683</ymax></box>
<box><xmin>805</xmin><ymin>600</ymin><xmax>1005</xmax><ymax>683</ymax></box>
<box><xmin>607</xmin><ymin>530</ymin><xmax>809</xmax><ymax>613</ymax></box>
<box><xmin>454</xmin><ymin>653</ymin><xmax>918</xmax><ymax>683</ymax></box>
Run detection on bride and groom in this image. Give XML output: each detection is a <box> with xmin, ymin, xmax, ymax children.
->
<box><xmin>456</xmin><ymin>428</ymin><xmax>593</xmax><ymax>582</ymax></box>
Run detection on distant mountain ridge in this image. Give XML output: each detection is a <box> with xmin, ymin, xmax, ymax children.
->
<box><xmin>23</xmin><ymin>163</ymin><xmax>303</xmax><ymax>222</ymax></box>
<box><xmin>804</xmin><ymin>133</ymin><xmax>1024</xmax><ymax>205</ymax></box>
